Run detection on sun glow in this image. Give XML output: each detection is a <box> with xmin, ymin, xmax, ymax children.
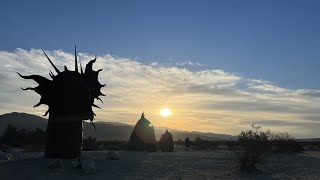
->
<box><xmin>160</xmin><ymin>108</ymin><xmax>172</xmax><ymax>117</ymax></box>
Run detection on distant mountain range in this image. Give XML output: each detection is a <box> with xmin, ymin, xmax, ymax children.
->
<box><xmin>296</xmin><ymin>138</ymin><xmax>320</xmax><ymax>142</ymax></box>
<box><xmin>0</xmin><ymin>112</ymin><xmax>236</xmax><ymax>141</ymax></box>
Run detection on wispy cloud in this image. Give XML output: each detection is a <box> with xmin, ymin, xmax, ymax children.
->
<box><xmin>0</xmin><ymin>49</ymin><xmax>319</xmax><ymax>138</ymax></box>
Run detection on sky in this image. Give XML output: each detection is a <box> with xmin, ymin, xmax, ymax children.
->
<box><xmin>0</xmin><ymin>1</ymin><xmax>320</xmax><ymax>138</ymax></box>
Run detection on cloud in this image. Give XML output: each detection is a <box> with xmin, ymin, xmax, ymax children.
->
<box><xmin>0</xmin><ymin>48</ymin><xmax>319</xmax><ymax>138</ymax></box>
<box><xmin>240</xmin><ymin>119</ymin><xmax>320</xmax><ymax>127</ymax></box>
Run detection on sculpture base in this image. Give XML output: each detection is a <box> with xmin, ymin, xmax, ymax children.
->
<box><xmin>45</xmin><ymin>120</ymin><xmax>83</xmax><ymax>159</ymax></box>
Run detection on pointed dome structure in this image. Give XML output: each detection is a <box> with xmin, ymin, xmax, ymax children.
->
<box><xmin>128</xmin><ymin>113</ymin><xmax>156</xmax><ymax>152</ymax></box>
<box><xmin>160</xmin><ymin>129</ymin><xmax>174</xmax><ymax>152</ymax></box>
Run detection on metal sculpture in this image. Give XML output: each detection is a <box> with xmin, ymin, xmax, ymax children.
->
<box><xmin>128</xmin><ymin>113</ymin><xmax>156</xmax><ymax>152</ymax></box>
<box><xmin>18</xmin><ymin>47</ymin><xmax>105</xmax><ymax>158</ymax></box>
<box><xmin>159</xmin><ymin>129</ymin><xmax>174</xmax><ymax>152</ymax></box>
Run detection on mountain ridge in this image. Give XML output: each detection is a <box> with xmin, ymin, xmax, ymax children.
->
<box><xmin>0</xmin><ymin>112</ymin><xmax>237</xmax><ymax>141</ymax></box>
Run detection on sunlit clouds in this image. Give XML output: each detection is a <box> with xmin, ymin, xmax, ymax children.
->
<box><xmin>1</xmin><ymin>49</ymin><xmax>320</xmax><ymax>138</ymax></box>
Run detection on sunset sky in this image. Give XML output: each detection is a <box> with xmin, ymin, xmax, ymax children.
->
<box><xmin>0</xmin><ymin>1</ymin><xmax>320</xmax><ymax>138</ymax></box>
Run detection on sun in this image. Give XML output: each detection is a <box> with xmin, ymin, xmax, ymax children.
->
<box><xmin>160</xmin><ymin>108</ymin><xmax>172</xmax><ymax>117</ymax></box>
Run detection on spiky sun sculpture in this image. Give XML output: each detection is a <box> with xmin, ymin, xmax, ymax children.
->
<box><xmin>18</xmin><ymin>47</ymin><xmax>105</xmax><ymax>158</ymax></box>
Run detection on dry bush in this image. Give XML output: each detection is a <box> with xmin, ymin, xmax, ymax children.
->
<box><xmin>226</xmin><ymin>140</ymin><xmax>237</xmax><ymax>151</ymax></box>
<box><xmin>270</xmin><ymin>132</ymin><xmax>303</xmax><ymax>153</ymax></box>
<box><xmin>193</xmin><ymin>137</ymin><xmax>218</xmax><ymax>150</ymax></box>
<box><xmin>237</xmin><ymin>124</ymin><xmax>270</xmax><ymax>172</ymax></box>
<box><xmin>236</xmin><ymin>124</ymin><xmax>302</xmax><ymax>172</ymax></box>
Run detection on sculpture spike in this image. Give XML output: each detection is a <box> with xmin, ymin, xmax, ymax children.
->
<box><xmin>85</xmin><ymin>59</ymin><xmax>96</xmax><ymax>74</ymax></box>
<box><xmin>99</xmin><ymin>92</ymin><xmax>106</xmax><ymax>96</ymax></box>
<box><xmin>97</xmin><ymin>69</ymin><xmax>103</xmax><ymax>74</ymax></box>
<box><xmin>92</xmin><ymin>104</ymin><xmax>101</xmax><ymax>109</ymax></box>
<box><xmin>96</xmin><ymin>97</ymin><xmax>104</xmax><ymax>104</ymax></box>
<box><xmin>80</xmin><ymin>62</ymin><xmax>84</xmax><ymax>74</ymax></box>
<box><xmin>17</xmin><ymin>73</ymin><xmax>50</xmax><ymax>85</ymax></box>
<box><xmin>64</xmin><ymin>65</ymin><xmax>69</xmax><ymax>71</ymax></box>
<box><xmin>75</xmin><ymin>46</ymin><xmax>78</xmax><ymax>72</ymax></box>
<box><xmin>21</xmin><ymin>87</ymin><xmax>35</xmax><ymax>91</ymax></box>
<box><xmin>43</xmin><ymin>109</ymin><xmax>49</xmax><ymax>116</ymax></box>
<box><xmin>49</xmin><ymin>70</ymin><xmax>55</xmax><ymax>79</ymax></box>
<box><xmin>42</xmin><ymin>49</ymin><xmax>60</xmax><ymax>73</ymax></box>
<box><xmin>33</xmin><ymin>101</ymin><xmax>43</xmax><ymax>108</ymax></box>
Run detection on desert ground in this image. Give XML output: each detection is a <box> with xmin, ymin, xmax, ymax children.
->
<box><xmin>1</xmin><ymin>146</ymin><xmax>320</xmax><ymax>180</ymax></box>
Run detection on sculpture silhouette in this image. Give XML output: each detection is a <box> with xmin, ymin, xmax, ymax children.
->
<box><xmin>18</xmin><ymin>47</ymin><xmax>105</xmax><ymax>158</ymax></box>
<box><xmin>185</xmin><ymin>137</ymin><xmax>190</xmax><ymax>147</ymax></box>
<box><xmin>159</xmin><ymin>129</ymin><xmax>174</xmax><ymax>152</ymax></box>
<box><xmin>128</xmin><ymin>113</ymin><xmax>156</xmax><ymax>152</ymax></box>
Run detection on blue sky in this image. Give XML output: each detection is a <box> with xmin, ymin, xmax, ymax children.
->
<box><xmin>1</xmin><ymin>1</ymin><xmax>320</xmax><ymax>137</ymax></box>
<box><xmin>1</xmin><ymin>0</ymin><xmax>320</xmax><ymax>89</ymax></box>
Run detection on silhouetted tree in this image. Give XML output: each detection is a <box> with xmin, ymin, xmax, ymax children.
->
<box><xmin>0</xmin><ymin>125</ymin><xmax>46</xmax><ymax>148</ymax></box>
<box><xmin>17</xmin><ymin>128</ymin><xmax>27</xmax><ymax>145</ymax></box>
<box><xmin>29</xmin><ymin>128</ymin><xmax>46</xmax><ymax>147</ymax></box>
<box><xmin>1</xmin><ymin>125</ymin><xmax>19</xmax><ymax>146</ymax></box>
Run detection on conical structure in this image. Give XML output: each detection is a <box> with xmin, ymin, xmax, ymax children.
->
<box><xmin>160</xmin><ymin>129</ymin><xmax>174</xmax><ymax>152</ymax></box>
<box><xmin>19</xmin><ymin>47</ymin><xmax>105</xmax><ymax>158</ymax></box>
<box><xmin>128</xmin><ymin>113</ymin><xmax>156</xmax><ymax>152</ymax></box>
<box><xmin>185</xmin><ymin>137</ymin><xmax>190</xmax><ymax>147</ymax></box>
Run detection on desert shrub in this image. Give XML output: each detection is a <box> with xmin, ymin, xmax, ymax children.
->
<box><xmin>270</xmin><ymin>132</ymin><xmax>303</xmax><ymax>153</ymax></box>
<box><xmin>301</xmin><ymin>142</ymin><xmax>320</xmax><ymax>151</ymax></box>
<box><xmin>0</xmin><ymin>125</ymin><xmax>46</xmax><ymax>148</ymax></box>
<box><xmin>210</xmin><ymin>142</ymin><xmax>219</xmax><ymax>150</ymax></box>
<box><xmin>83</xmin><ymin>139</ymin><xmax>128</xmax><ymax>151</ymax></box>
<box><xmin>194</xmin><ymin>137</ymin><xmax>206</xmax><ymax>150</ymax></box>
<box><xmin>101</xmin><ymin>140</ymin><xmax>128</xmax><ymax>151</ymax></box>
<box><xmin>226</xmin><ymin>140</ymin><xmax>236</xmax><ymax>150</ymax></box>
<box><xmin>82</xmin><ymin>136</ymin><xmax>98</xmax><ymax>151</ymax></box>
<box><xmin>236</xmin><ymin>124</ymin><xmax>302</xmax><ymax>172</ymax></box>
<box><xmin>1</xmin><ymin>125</ymin><xmax>20</xmax><ymax>146</ymax></box>
<box><xmin>193</xmin><ymin>137</ymin><xmax>218</xmax><ymax>150</ymax></box>
<box><xmin>237</xmin><ymin>124</ymin><xmax>271</xmax><ymax>172</ymax></box>
<box><xmin>175</xmin><ymin>139</ymin><xmax>183</xmax><ymax>145</ymax></box>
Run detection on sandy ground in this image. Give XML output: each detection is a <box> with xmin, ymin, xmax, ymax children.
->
<box><xmin>1</xmin><ymin>147</ymin><xmax>320</xmax><ymax>180</ymax></box>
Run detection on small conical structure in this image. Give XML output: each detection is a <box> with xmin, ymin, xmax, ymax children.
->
<box><xmin>185</xmin><ymin>137</ymin><xmax>190</xmax><ymax>147</ymax></box>
<box><xmin>160</xmin><ymin>129</ymin><xmax>174</xmax><ymax>152</ymax></box>
<box><xmin>128</xmin><ymin>113</ymin><xmax>156</xmax><ymax>152</ymax></box>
